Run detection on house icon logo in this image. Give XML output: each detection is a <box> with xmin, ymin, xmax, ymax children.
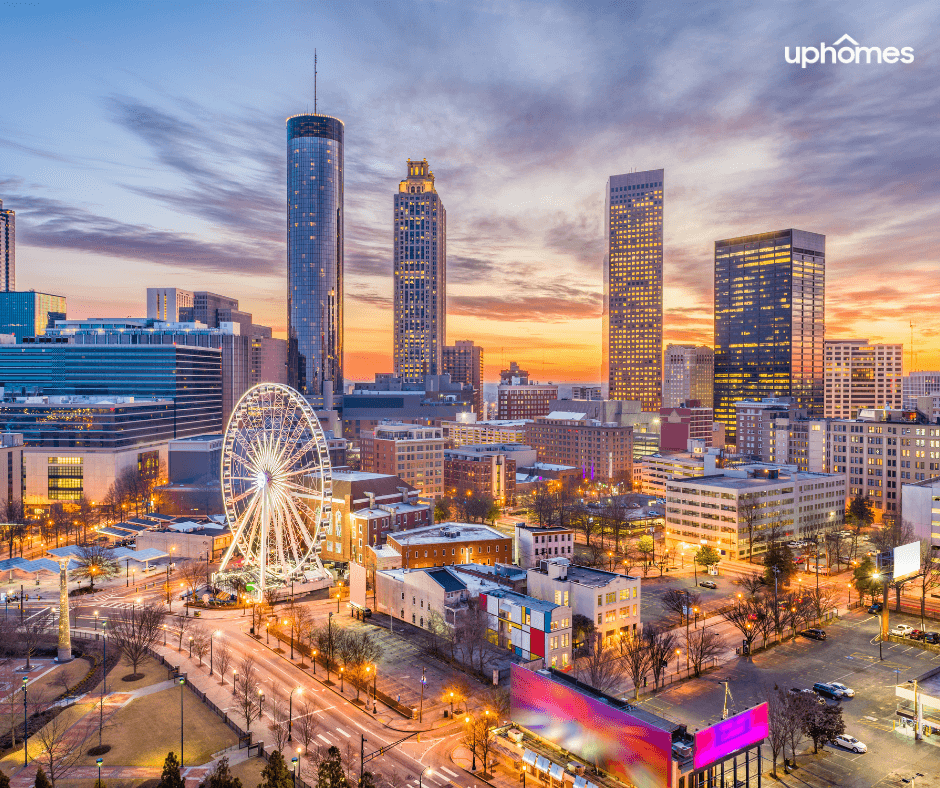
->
<box><xmin>785</xmin><ymin>34</ymin><xmax>914</xmax><ymax>67</ymax></box>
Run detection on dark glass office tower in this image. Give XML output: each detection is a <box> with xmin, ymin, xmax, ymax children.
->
<box><xmin>287</xmin><ymin>114</ymin><xmax>344</xmax><ymax>399</ymax></box>
<box><xmin>714</xmin><ymin>229</ymin><xmax>825</xmax><ymax>443</ymax></box>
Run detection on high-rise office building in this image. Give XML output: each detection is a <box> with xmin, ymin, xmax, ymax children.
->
<box><xmin>0</xmin><ymin>292</ymin><xmax>67</xmax><ymax>342</ymax></box>
<box><xmin>824</xmin><ymin>339</ymin><xmax>902</xmax><ymax>418</ymax></box>
<box><xmin>287</xmin><ymin>114</ymin><xmax>344</xmax><ymax>399</ymax></box>
<box><xmin>663</xmin><ymin>344</ymin><xmax>714</xmax><ymax>408</ymax></box>
<box><xmin>443</xmin><ymin>340</ymin><xmax>482</xmax><ymax>418</ymax></box>
<box><xmin>394</xmin><ymin>160</ymin><xmax>446</xmax><ymax>385</ymax></box>
<box><xmin>603</xmin><ymin>169</ymin><xmax>664</xmax><ymax>410</ymax></box>
<box><xmin>902</xmin><ymin>371</ymin><xmax>940</xmax><ymax>408</ymax></box>
<box><xmin>0</xmin><ymin>200</ymin><xmax>14</xmax><ymax>292</ymax></box>
<box><xmin>147</xmin><ymin>288</ymin><xmax>194</xmax><ymax>322</ymax></box>
<box><xmin>714</xmin><ymin>229</ymin><xmax>825</xmax><ymax>443</ymax></box>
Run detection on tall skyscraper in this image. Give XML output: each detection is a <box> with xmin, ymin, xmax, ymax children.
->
<box><xmin>824</xmin><ymin>339</ymin><xmax>902</xmax><ymax>418</ymax></box>
<box><xmin>603</xmin><ymin>169</ymin><xmax>664</xmax><ymax>410</ymax></box>
<box><xmin>394</xmin><ymin>159</ymin><xmax>446</xmax><ymax>384</ymax></box>
<box><xmin>714</xmin><ymin>229</ymin><xmax>825</xmax><ymax>443</ymax></box>
<box><xmin>443</xmin><ymin>340</ymin><xmax>483</xmax><ymax>418</ymax></box>
<box><xmin>287</xmin><ymin>114</ymin><xmax>344</xmax><ymax>399</ymax></box>
<box><xmin>0</xmin><ymin>200</ymin><xmax>14</xmax><ymax>292</ymax></box>
<box><xmin>663</xmin><ymin>344</ymin><xmax>714</xmax><ymax>408</ymax></box>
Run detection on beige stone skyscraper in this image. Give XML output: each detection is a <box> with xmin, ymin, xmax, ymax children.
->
<box><xmin>603</xmin><ymin>170</ymin><xmax>664</xmax><ymax>409</ymax></box>
<box><xmin>394</xmin><ymin>160</ymin><xmax>446</xmax><ymax>384</ymax></box>
<box><xmin>824</xmin><ymin>339</ymin><xmax>902</xmax><ymax>418</ymax></box>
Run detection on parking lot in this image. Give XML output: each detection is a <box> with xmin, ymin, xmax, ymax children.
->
<box><xmin>639</xmin><ymin>571</ymin><xmax>740</xmax><ymax>623</ymax></box>
<box><xmin>635</xmin><ymin>609</ymin><xmax>940</xmax><ymax>786</ymax></box>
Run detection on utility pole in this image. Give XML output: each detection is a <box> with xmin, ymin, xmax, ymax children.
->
<box><xmin>720</xmin><ymin>680</ymin><xmax>734</xmax><ymax>720</ymax></box>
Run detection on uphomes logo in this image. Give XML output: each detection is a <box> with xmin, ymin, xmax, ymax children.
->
<box><xmin>785</xmin><ymin>34</ymin><xmax>914</xmax><ymax>68</ymax></box>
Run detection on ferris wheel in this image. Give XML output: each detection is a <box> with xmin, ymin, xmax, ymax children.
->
<box><xmin>218</xmin><ymin>383</ymin><xmax>332</xmax><ymax>596</ymax></box>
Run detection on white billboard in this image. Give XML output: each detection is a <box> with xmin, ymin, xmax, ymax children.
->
<box><xmin>893</xmin><ymin>541</ymin><xmax>921</xmax><ymax>580</ymax></box>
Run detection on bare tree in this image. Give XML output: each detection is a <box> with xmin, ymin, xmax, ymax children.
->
<box><xmin>765</xmin><ymin>685</ymin><xmax>789</xmax><ymax>777</ymax></box>
<box><xmin>109</xmin><ymin>602</ymin><xmax>165</xmax><ymax>677</ymax></box>
<box><xmin>462</xmin><ymin>712</ymin><xmax>496</xmax><ymax>775</ymax></box>
<box><xmin>271</xmin><ymin>691</ymin><xmax>290</xmax><ymax>752</ymax></box>
<box><xmin>18</xmin><ymin>608</ymin><xmax>54</xmax><ymax>669</ymax></box>
<box><xmin>178</xmin><ymin>560</ymin><xmax>204</xmax><ymax>602</ymax></box>
<box><xmin>685</xmin><ymin>627</ymin><xmax>724</xmax><ymax>677</ymax></box>
<box><xmin>234</xmin><ymin>657</ymin><xmax>264</xmax><ymax>731</ymax></box>
<box><xmin>643</xmin><ymin>625</ymin><xmax>677</xmax><ymax>689</ymax></box>
<box><xmin>720</xmin><ymin>599</ymin><xmax>761</xmax><ymax>654</ymax></box>
<box><xmin>294</xmin><ymin>698</ymin><xmax>321</xmax><ymax>755</ymax></box>
<box><xmin>575</xmin><ymin>631</ymin><xmax>621</xmax><ymax>694</ymax></box>
<box><xmin>804</xmin><ymin>586</ymin><xmax>838</xmax><ymax>623</ymax></box>
<box><xmin>70</xmin><ymin>543</ymin><xmax>119</xmax><ymax>590</ymax></box>
<box><xmin>738</xmin><ymin>496</ymin><xmax>761</xmax><ymax>563</ymax></box>
<box><xmin>32</xmin><ymin>697</ymin><xmax>83</xmax><ymax>786</ymax></box>
<box><xmin>870</xmin><ymin>511</ymin><xmax>915</xmax><ymax>554</ymax></box>
<box><xmin>618</xmin><ymin>632</ymin><xmax>650</xmax><ymax>699</ymax></box>
<box><xmin>661</xmin><ymin>589</ymin><xmax>700</xmax><ymax>625</ymax></box>
<box><xmin>191</xmin><ymin>624</ymin><xmax>210</xmax><ymax>666</ymax></box>
<box><xmin>785</xmin><ymin>692</ymin><xmax>813</xmax><ymax>768</ymax></box>
<box><xmin>454</xmin><ymin>597</ymin><xmax>494</xmax><ymax>675</ymax></box>
<box><xmin>175</xmin><ymin>614</ymin><xmax>193</xmax><ymax>652</ymax></box>
<box><xmin>214</xmin><ymin>640</ymin><xmax>233</xmax><ymax>684</ymax></box>
<box><xmin>654</xmin><ymin>548</ymin><xmax>672</xmax><ymax>577</ymax></box>
<box><xmin>442</xmin><ymin>677</ymin><xmax>473</xmax><ymax>716</ymax></box>
<box><xmin>735</xmin><ymin>574</ymin><xmax>766</xmax><ymax>598</ymax></box>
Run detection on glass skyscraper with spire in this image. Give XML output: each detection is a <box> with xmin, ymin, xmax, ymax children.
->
<box><xmin>286</xmin><ymin>114</ymin><xmax>344</xmax><ymax>399</ymax></box>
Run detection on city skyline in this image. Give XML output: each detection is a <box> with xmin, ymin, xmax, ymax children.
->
<box><xmin>1</xmin><ymin>2</ymin><xmax>938</xmax><ymax>382</ymax></box>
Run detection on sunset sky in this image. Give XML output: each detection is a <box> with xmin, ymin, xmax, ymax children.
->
<box><xmin>1</xmin><ymin>1</ymin><xmax>938</xmax><ymax>383</ymax></box>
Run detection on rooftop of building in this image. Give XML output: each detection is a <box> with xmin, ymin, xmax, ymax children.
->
<box><xmin>352</xmin><ymin>501</ymin><xmax>429</xmax><ymax>517</ymax></box>
<box><xmin>516</xmin><ymin>523</ymin><xmax>574</xmax><ymax>534</ymax></box>
<box><xmin>452</xmin><ymin>562</ymin><xmax>527</xmax><ymax>581</ymax></box>
<box><xmin>672</xmin><ymin>468</ymin><xmax>838</xmax><ymax>490</ymax></box>
<box><xmin>388</xmin><ymin>522</ymin><xmax>509</xmax><ymax>545</ymax></box>
<box><xmin>528</xmin><ymin>557</ymin><xmax>639</xmax><ymax>585</ymax></box>
<box><xmin>368</xmin><ymin>544</ymin><xmax>400</xmax><ymax>560</ymax></box>
<box><xmin>904</xmin><ymin>476</ymin><xmax>940</xmax><ymax>488</ymax></box>
<box><xmin>445</xmin><ymin>419</ymin><xmax>531</xmax><ymax>427</ymax></box>
<box><xmin>0</xmin><ymin>395</ymin><xmax>173</xmax><ymax>407</ymax></box>
<box><xmin>484</xmin><ymin>587</ymin><xmax>562</xmax><ymax>613</ymax></box>
<box><xmin>445</xmin><ymin>443</ymin><xmax>534</xmax><ymax>454</ymax></box>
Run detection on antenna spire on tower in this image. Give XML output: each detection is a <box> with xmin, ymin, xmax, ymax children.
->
<box><xmin>314</xmin><ymin>49</ymin><xmax>317</xmax><ymax>115</ymax></box>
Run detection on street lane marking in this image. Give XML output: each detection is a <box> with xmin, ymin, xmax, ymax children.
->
<box><xmin>441</xmin><ymin>768</ymin><xmax>458</xmax><ymax>778</ymax></box>
<box><xmin>336</xmin><ymin>727</ymin><xmax>351</xmax><ymax>737</ymax></box>
<box><xmin>317</xmin><ymin>734</ymin><xmax>332</xmax><ymax>744</ymax></box>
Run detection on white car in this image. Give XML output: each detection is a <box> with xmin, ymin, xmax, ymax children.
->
<box><xmin>891</xmin><ymin>624</ymin><xmax>915</xmax><ymax>637</ymax></box>
<box><xmin>834</xmin><ymin>734</ymin><xmax>867</xmax><ymax>753</ymax></box>
<box><xmin>829</xmin><ymin>682</ymin><xmax>855</xmax><ymax>698</ymax></box>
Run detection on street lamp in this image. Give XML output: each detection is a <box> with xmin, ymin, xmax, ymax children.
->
<box><xmin>22</xmin><ymin>677</ymin><xmax>28</xmax><ymax>766</ymax></box>
<box><xmin>675</xmin><ymin>648</ymin><xmax>681</xmax><ymax>674</ymax></box>
<box><xmin>288</xmin><ymin>687</ymin><xmax>302</xmax><ymax>741</ymax></box>
<box><xmin>284</xmin><ymin>618</ymin><xmax>294</xmax><ymax>660</ymax></box>
<box><xmin>339</xmin><ymin>666</ymin><xmax>344</xmax><ymax>692</ymax></box>
<box><xmin>210</xmin><ymin>631</ymin><xmax>220</xmax><ymax>675</ymax></box>
<box><xmin>233</xmin><ymin>669</ymin><xmax>238</xmax><ymax>691</ymax></box>
<box><xmin>94</xmin><ymin>610</ymin><xmax>99</xmax><ymax>630</ymax></box>
<box><xmin>312</xmin><ymin>649</ymin><xmax>318</xmax><ymax>675</ymax></box>
<box><xmin>292</xmin><ymin>756</ymin><xmax>299</xmax><ymax>788</ymax></box>
<box><xmin>179</xmin><ymin>676</ymin><xmax>186</xmax><ymax>767</ymax></box>
<box><xmin>419</xmin><ymin>767</ymin><xmax>434</xmax><ymax>788</ymax></box>
<box><xmin>188</xmin><ymin>635</ymin><xmax>193</xmax><ymax>659</ymax></box>
<box><xmin>96</xmin><ymin>757</ymin><xmax>103</xmax><ymax>787</ymax></box>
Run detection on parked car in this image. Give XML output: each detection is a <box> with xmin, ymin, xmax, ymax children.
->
<box><xmin>829</xmin><ymin>682</ymin><xmax>855</xmax><ymax>698</ymax></box>
<box><xmin>813</xmin><ymin>682</ymin><xmax>843</xmax><ymax>700</ymax></box>
<box><xmin>910</xmin><ymin>629</ymin><xmax>927</xmax><ymax>641</ymax></box>
<box><xmin>800</xmin><ymin>689</ymin><xmax>827</xmax><ymax>705</ymax></box>
<box><xmin>699</xmin><ymin>580</ymin><xmax>718</xmax><ymax>589</ymax></box>
<box><xmin>890</xmin><ymin>624</ymin><xmax>915</xmax><ymax>637</ymax></box>
<box><xmin>833</xmin><ymin>734</ymin><xmax>867</xmax><ymax>753</ymax></box>
<box><xmin>801</xmin><ymin>628</ymin><xmax>827</xmax><ymax>641</ymax></box>
<box><xmin>924</xmin><ymin>632</ymin><xmax>940</xmax><ymax>645</ymax></box>
<box><xmin>794</xmin><ymin>556</ymin><xmax>806</xmax><ymax>564</ymax></box>
<box><xmin>868</xmin><ymin>603</ymin><xmax>883</xmax><ymax>614</ymax></box>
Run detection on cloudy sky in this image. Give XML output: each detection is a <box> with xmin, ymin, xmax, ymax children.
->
<box><xmin>1</xmin><ymin>0</ymin><xmax>938</xmax><ymax>382</ymax></box>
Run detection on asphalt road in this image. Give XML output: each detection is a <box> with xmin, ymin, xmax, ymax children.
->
<box><xmin>64</xmin><ymin>581</ymin><xmax>479</xmax><ymax>788</ymax></box>
<box><xmin>635</xmin><ymin>609</ymin><xmax>940</xmax><ymax>787</ymax></box>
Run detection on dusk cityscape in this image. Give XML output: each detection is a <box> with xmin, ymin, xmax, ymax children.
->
<box><xmin>0</xmin><ymin>3</ymin><xmax>938</xmax><ymax>788</ymax></box>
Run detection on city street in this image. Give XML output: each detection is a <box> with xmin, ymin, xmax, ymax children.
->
<box><xmin>635</xmin><ymin>609</ymin><xmax>940</xmax><ymax>787</ymax></box>
<box><xmin>64</xmin><ymin>577</ymin><xmax>485</xmax><ymax>788</ymax></box>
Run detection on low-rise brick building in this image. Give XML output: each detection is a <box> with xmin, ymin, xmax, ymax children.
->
<box><xmin>388</xmin><ymin>522</ymin><xmax>512</xmax><ymax>569</ymax></box>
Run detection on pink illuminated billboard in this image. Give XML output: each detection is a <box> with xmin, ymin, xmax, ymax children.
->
<box><xmin>510</xmin><ymin>665</ymin><xmax>672</xmax><ymax>788</ymax></box>
<box><xmin>693</xmin><ymin>704</ymin><xmax>769</xmax><ymax>770</ymax></box>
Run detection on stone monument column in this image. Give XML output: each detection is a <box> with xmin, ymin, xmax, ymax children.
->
<box><xmin>57</xmin><ymin>558</ymin><xmax>72</xmax><ymax>662</ymax></box>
